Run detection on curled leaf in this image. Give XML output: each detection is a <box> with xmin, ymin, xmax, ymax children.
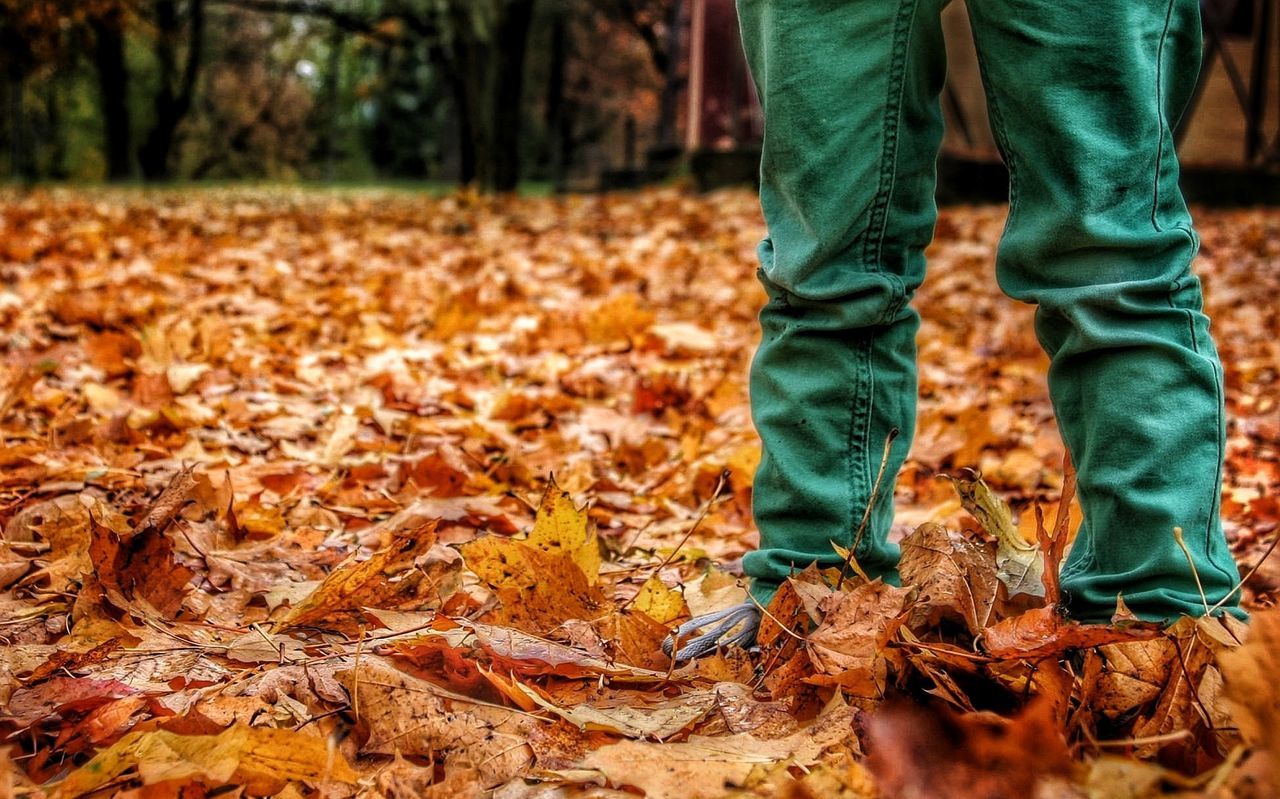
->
<box><xmin>949</xmin><ymin>471</ymin><xmax>1045</xmax><ymax>599</ymax></box>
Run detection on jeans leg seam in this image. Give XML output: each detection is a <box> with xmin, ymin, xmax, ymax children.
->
<box><xmin>1151</xmin><ymin>0</ymin><xmax>1177</xmax><ymax>234</ymax></box>
<box><xmin>967</xmin><ymin>11</ymin><xmax>1020</xmax><ymax>229</ymax></box>
<box><xmin>1208</xmin><ymin>357</ymin><xmax>1229</xmax><ymax>563</ymax></box>
<box><xmin>849</xmin><ymin>0</ymin><xmax>913</xmax><ymax>552</ymax></box>
<box><xmin>862</xmin><ymin>0</ymin><xmax>918</xmax><ymax>273</ymax></box>
<box><xmin>847</xmin><ymin>335</ymin><xmax>874</xmax><ymax>553</ymax></box>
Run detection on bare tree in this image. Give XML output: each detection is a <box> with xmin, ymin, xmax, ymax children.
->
<box><xmin>138</xmin><ymin>0</ymin><xmax>207</xmax><ymax>179</ymax></box>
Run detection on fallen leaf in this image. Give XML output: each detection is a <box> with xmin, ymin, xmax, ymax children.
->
<box><xmin>49</xmin><ymin>724</ymin><xmax>358</xmax><ymax>798</ymax></box>
<box><xmin>712</xmin><ymin>682</ymin><xmax>798</xmax><ymax>738</ymax></box>
<box><xmin>805</xmin><ymin>580</ymin><xmax>912</xmax><ymax>697</ymax></box>
<box><xmin>576</xmin><ymin>714</ymin><xmax>852</xmax><ymax>799</ymax></box>
<box><xmin>461</xmin><ymin>536</ymin><xmax>608</xmax><ymax>634</ymax></box>
<box><xmin>1082</xmin><ymin>756</ymin><xmax>1205</xmax><ymax>799</ymax></box>
<box><xmin>275</xmin><ymin>514</ymin><xmax>443</xmax><ymax>631</ymax></box>
<box><xmin>982</xmin><ymin>606</ymin><xmax>1160</xmax><ymax>660</ymax></box>
<box><xmin>1217</xmin><ymin>608</ymin><xmax>1280</xmax><ymax>794</ymax></box>
<box><xmin>1132</xmin><ymin>616</ymin><xmax>1241</xmax><ymax>766</ymax></box>
<box><xmin>516</xmin><ymin>682</ymin><xmax>716</xmax><ymax>739</ymax></box>
<box><xmin>951</xmin><ymin>471</ymin><xmax>1045</xmax><ymax>598</ymax></box>
<box><xmin>631</xmin><ymin>574</ymin><xmax>687</xmax><ymax>624</ymax></box>
<box><xmin>1094</xmin><ymin>637</ymin><xmax>1175</xmax><ymax>719</ymax></box>
<box><xmin>898</xmin><ymin>522</ymin><xmax>997</xmax><ymax>634</ymax></box>
<box><xmin>136</xmin><ymin>464</ymin><xmax>204</xmax><ymax>535</ymax></box>
<box><xmin>526</xmin><ymin>476</ymin><xmax>601</xmax><ymax>584</ymax></box>
<box><xmin>338</xmin><ymin>656</ymin><xmax>532</xmax><ymax>787</ymax></box>
<box><xmin>592</xmin><ymin>607</ymin><xmax>673</xmax><ymax>670</ymax></box>
<box><xmin>87</xmin><ymin>504</ymin><xmax>195</xmax><ymax>618</ymax></box>
<box><xmin>865</xmin><ymin>697</ymin><xmax>1072</xmax><ymax>799</ymax></box>
<box><xmin>6</xmin><ymin>676</ymin><xmax>140</xmax><ymax>728</ymax></box>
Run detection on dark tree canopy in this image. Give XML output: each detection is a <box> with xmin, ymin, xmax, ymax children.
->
<box><xmin>0</xmin><ymin>0</ymin><xmax>682</xmax><ymax>190</ymax></box>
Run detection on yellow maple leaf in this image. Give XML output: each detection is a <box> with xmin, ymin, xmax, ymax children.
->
<box><xmin>632</xmin><ymin>575</ymin><xmax>686</xmax><ymax>625</ymax></box>
<box><xmin>526</xmin><ymin>476</ymin><xmax>601</xmax><ymax>584</ymax></box>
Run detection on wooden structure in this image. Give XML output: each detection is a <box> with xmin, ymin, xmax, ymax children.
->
<box><xmin>681</xmin><ymin>0</ymin><xmax>1280</xmax><ymax>194</ymax></box>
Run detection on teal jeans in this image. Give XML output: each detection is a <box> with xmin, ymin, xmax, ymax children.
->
<box><xmin>739</xmin><ymin>0</ymin><xmax>1243</xmax><ymax>623</ymax></box>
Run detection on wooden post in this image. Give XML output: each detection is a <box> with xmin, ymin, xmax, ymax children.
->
<box><xmin>686</xmin><ymin>0</ymin><xmax>705</xmax><ymax>152</ymax></box>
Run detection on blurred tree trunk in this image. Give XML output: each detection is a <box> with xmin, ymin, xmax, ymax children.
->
<box><xmin>437</xmin><ymin>0</ymin><xmax>532</xmax><ymax>192</ymax></box>
<box><xmin>92</xmin><ymin>8</ymin><xmax>132</xmax><ymax>181</ymax></box>
<box><xmin>656</xmin><ymin>0</ymin><xmax>682</xmax><ymax>148</ymax></box>
<box><xmin>5</xmin><ymin>67</ymin><xmax>34</xmax><ymax>182</ymax></box>
<box><xmin>481</xmin><ymin>0</ymin><xmax>537</xmax><ymax>190</ymax></box>
<box><xmin>139</xmin><ymin>0</ymin><xmax>206</xmax><ymax>180</ymax></box>
<box><xmin>444</xmin><ymin>68</ymin><xmax>477</xmax><ymax>185</ymax></box>
<box><xmin>543</xmin><ymin>10</ymin><xmax>567</xmax><ymax>184</ymax></box>
<box><xmin>44</xmin><ymin>79</ymin><xmax>69</xmax><ymax>179</ymax></box>
<box><xmin>1</xmin><ymin>15</ymin><xmax>36</xmax><ymax>183</ymax></box>
<box><xmin>317</xmin><ymin>23</ymin><xmax>342</xmax><ymax>181</ymax></box>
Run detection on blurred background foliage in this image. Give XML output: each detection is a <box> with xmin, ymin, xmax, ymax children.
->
<box><xmin>2</xmin><ymin>0</ymin><xmax>1274</xmax><ymax>195</ymax></box>
<box><xmin>0</xmin><ymin>0</ymin><xmax>678</xmax><ymax>189</ymax></box>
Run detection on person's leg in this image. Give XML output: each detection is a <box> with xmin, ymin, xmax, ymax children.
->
<box><xmin>738</xmin><ymin>0</ymin><xmax>949</xmax><ymax>605</ymax></box>
<box><xmin>965</xmin><ymin>0</ymin><xmax>1243</xmax><ymax>622</ymax></box>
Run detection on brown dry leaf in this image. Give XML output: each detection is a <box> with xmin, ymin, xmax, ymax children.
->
<box><xmin>370</xmin><ymin>753</ymin><xmax>443</xmax><ymax>799</ymax></box>
<box><xmin>1217</xmin><ymin>608</ymin><xmax>1280</xmax><ymax>794</ymax></box>
<box><xmin>1093</xmin><ymin>637</ymin><xmax>1176</xmax><ymax>719</ymax></box>
<box><xmin>982</xmin><ymin>606</ymin><xmax>1160</xmax><ymax>660</ymax></box>
<box><xmin>87</xmin><ymin>503</ymin><xmax>195</xmax><ymax>618</ymax></box>
<box><xmin>1131</xmin><ymin>616</ymin><xmax>1242</xmax><ymax>766</ymax></box>
<box><xmin>6</xmin><ymin>676</ymin><xmax>140</xmax><ymax>729</ymax></box>
<box><xmin>898</xmin><ymin>522</ymin><xmax>997</xmax><ymax>634</ymax></box>
<box><xmin>460</xmin><ymin>477</ymin><xmax>612</xmax><ymax>635</ymax></box>
<box><xmin>136</xmin><ymin>465</ymin><xmax>203</xmax><ymax>535</ymax></box>
<box><xmin>275</xmin><ymin>515</ymin><xmax>442</xmax><ymax>631</ymax></box>
<box><xmin>525</xmin><ymin>720</ymin><xmax>601</xmax><ymax>771</ymax></box>
<box><xmin>712</xmin><ymin>682</ymin><xmax>799</xmax><ymax>738</ymax></box>
<box><xmin>756</xmin><ymin>577</ymin><xmax>810</xmax><ymax>671</ymax></box>
<box><xmin>419</xmin><ymin>768</ymin><xmax>484</xmax><ymax>799</ymax></box>
<box><xmin>805</xmin><ymin>580</ymin><xmax>912</xmax><ymax>697</ymax></box>
<box><xmin>576</xmin><ymin>712</ymin><xmax>853</xmax><ymax>799</ymax></box>
<box><xmin>83</xmin><ymin>329</ymin><xmax>140</xmax><ymax>378</ymax></box>
<box><xmin>26</xmin><ymin>639</ymin><xmax>123</xmax><ymax>683</ymax></box>
<box><xmin>0</xmin><ymin>543</ymin><xmax>28</xmax><ymax>591</ymax></box>
<box><xmin>0</xmin><ymin>361</ymin><xmax>44</xmax><ymax>421</ymax></box>
<box><xmin>338</xmin><ymin>655</ymin><xmax>532</xmax><ymax>787</ymax></box>
<box><xmin>377</xmin><ymin>612</ymin><xmax>668</xmax><ymax>679</ymax></box>
<box><xmin>8</xmin><ymin>495</ymin><xmax>103</xmax><ymax>594</ymax></box>
<box><xmin>683</xmin><ymin>569</ymin><xmax>750</xmax><ymax>618</ymax></box>
<box><xmin>515</xmin><ymin>682</ymin><xmax>716</xmax><ymax>738</ymax></box>
<box><xmin>788</xmin><ymin>570</ymin><xmax>840</xmax><ymax>624</ymax></box>
<box><xmin>49</xmin><ymin>725</ymin><xmax>358</xmax><ymax>798</ymax></box>
<box><xmin>592</xmin><ymin>607</ymin><xmax>674</xmax><ymax>670</ymax></box>
<box><xmin>230</xmin><ymin>493</ymin><xmax>286</xmax><ymax>540</ymax></box>
<box><xmin>865</xmin><ymin>697</ymin><xmax>1072</xmax><ymax>799</ymax></box>
<box><xmin>1082</xmin><ymin>756</ymin><xmax>1205</xmax><ymax>799</ymax></box>
<box><xmin>223</xmin><ymin>629</ymin><xmax>309</xmax><ymax>664</ymax></box>
<box><xmin>780</xmin><ymin>756</ymin><xmax>880</xmax><ymax>799</ymax></box>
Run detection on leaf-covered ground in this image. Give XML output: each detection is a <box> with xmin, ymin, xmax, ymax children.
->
<box><xmin>0</xmin><ymin>188</ymin><xmax>1277</xmax><ymax>798</ymax></box>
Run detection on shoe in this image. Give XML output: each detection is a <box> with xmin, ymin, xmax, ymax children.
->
<box><xmin>661</xmin><ymin>602</ymin><xmax>761</xmax><ymax>662</ymax></box>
